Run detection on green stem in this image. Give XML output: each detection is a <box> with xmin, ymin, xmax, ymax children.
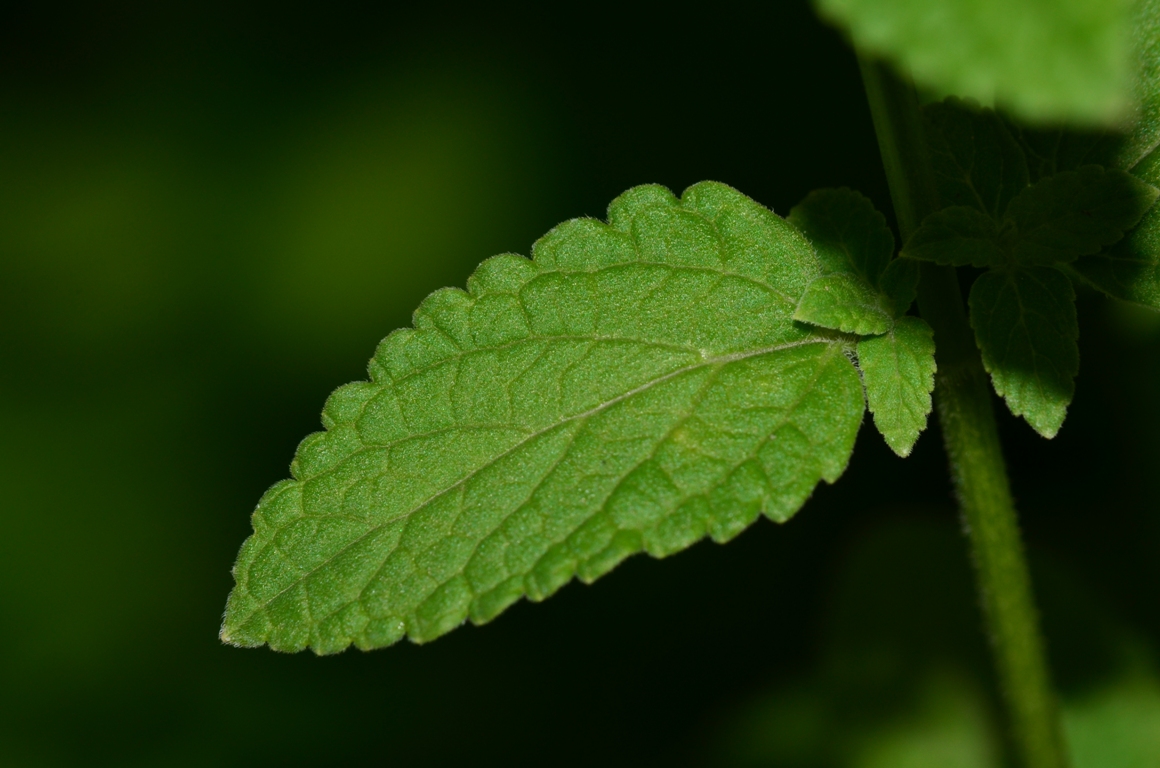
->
<box><xmin>858</xmin><ymin>57</ymin><xmax>1070</xmax><ymax>768</ymax></box>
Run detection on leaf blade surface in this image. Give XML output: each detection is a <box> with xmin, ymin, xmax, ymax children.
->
<box><xmin>1007</xmin><ymin>165</ymin><xmax>1159</xmax><ymax>265</ymax></box>
<box><xmin>923</xmin><ymin>97</ymin><xmax>1029</xmax><ymax>217</ymax></box>
<box><xmin>969</xmin><ymin>266</ymin><xmax>1078</xmax><ymax>438</ymax></box>
<box><xmin>794</xmin><ymin>272</ymin><xmax>894</xmax><ymax>335</ymax></box>
<box><xmin>857</xmin><ymin>316</ymin><xmax>936</xmax><ymax>457</ymax></box>
<box><xmin>903</xmin><ymin>206</ymin><xmax>1005</xmax><ymax>267</ymax></box>
<box><xmin>222</xmin><ymin>183</ymin><xmax>867</xmax><ymax>653</ymax></box>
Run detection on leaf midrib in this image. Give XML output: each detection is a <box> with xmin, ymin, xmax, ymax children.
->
<box><xmin>230</xmin><ymin>336</ymin><xmax>838</xmax><ymax>632</ymax></box>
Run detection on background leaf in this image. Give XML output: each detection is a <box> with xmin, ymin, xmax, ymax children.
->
<box><xmin>1007</xmin><ymin>165</ymin><xmax>1159</xmax><ymax>265</ymax></box>
<box><xmin>1066</xmin><ymin>4</ymin><xmax>1160</xmax><ymax>311</ymax></box>
<box><xmin>1070</xmin><ymin>152</ymin><xmax>1160</xmax><ymax>309</ymax></box>
<box><xmin>794</xmin><ymin>272</ymin><xmax>895</xmax><ymax>335</ymax></box>
<box><xmin>222</xmin><ymin>182</ymin><xmax>867</xmax><ymax>653</ymax></box>
<box><xmin>789</xmin><ymin>187</ymin><xmax>894</xmax><ymax>283</ymax></box>
<box><xmin>969</xmin><ymin>266</ymin><xmax>1079</xmax><ymax>437</ymax></box>
<box><xmin>903</xmin><ymin>206</ymin><xmax>1005</xmax><ymax>267</ymax></box>
<box><xmin>857</xmin><ymin>316</ymin><xmax>936</xmax><ymax>457</ymax></box>
<box><xmin>814</xmin><ymin>0</ymin><xmax>1134</xmax><ymax>125</ymax></box>
<box><xmin>924</xmin><ymin>98</ymin><xmax>1029</xmax><ymax>217</ymax></box>
<box><xmin>1003</xmin><ymin>123</ymin><xmax>1116</xmax><ymax>184</ymax></box>
<box><xmin>879</xmin><ymin>257</ymin><xmax>921</xmax><ymax>316</ymax></box>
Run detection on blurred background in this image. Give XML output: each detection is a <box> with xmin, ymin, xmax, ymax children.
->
<box><xmin>1</xmin><ymin>2</ymin><xmax>1158</xmax><ymax>766</ymax></box>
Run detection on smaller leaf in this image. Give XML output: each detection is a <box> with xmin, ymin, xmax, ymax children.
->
<box><xmin>878</xmin><ymin>256</ymin><xmax>920</xmax><ymax>317</ymax></box>
<box><xmin>1007</xmin><ymin>165</ymin><xmax>1159</xmax><ymax>265</ymax></box>
<box><xmin>1069</xmin><ymin>152</ymin><xmax>1160</xmax><ymax>309</ymax></box>
<box><xmin>794</xmin><ymin>273</ymin><xmax>893</xmax><ymax>336</ymax></box>
<box><xmin>969</xmin><ymin>266</ymin><xmax>1079</xmax><ymax>438</ymax></box>
<box><xmin>857</xmin><ymin>316</ymin><xmax>936</xmax><ymax>457</ymax></box>
<box><xmin>923</xmin><ymin>97</ymin><xmax>1029</xmax><ymax>218</ymax></box>
<box><xmin>903</xmin><ymin>206</ymin><xmax>1005</xmax><ymax>267</ymax></box>
<box><xmin>1002</xmin><ymin>120</ymin><xmax>1115</xmax><ymax>183</ymax></box>
<box><xmin>1068</xmin><ymin>226</ymin><xmax>1160</xmax><ymax>311</ymax></box>
<box><xmin>789</xmin><ymin>187</ymin><xmax>894</xmax><ymax>283</ymax></box>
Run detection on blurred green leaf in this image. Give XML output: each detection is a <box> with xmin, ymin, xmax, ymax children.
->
<box><xmin>969</xmin><ymin>266</ymin><xmax>1078</xmax><ymax>437</ymax></box>
<box><xmin>1065</xmin><ymin>658</ymin><xmax>1160</xmax><ymax>768</ymax></box>
<box><xmin>815</xmin><ymin>0</ymin><xmax>1134</xmax><ymax>125</ymax></box>
<box><xmin>223</xmin><ymin>183</ymin><xmax>867</xmax><ymax>653</ymax></box>
<box><xmin>857</xmin><ymin>317</ymin><xmax>936</xmax><ymax>457</ymax></box>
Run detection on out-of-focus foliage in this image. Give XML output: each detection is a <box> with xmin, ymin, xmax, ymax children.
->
<box><xmin>815</xmin><ymin>0</ymin><xmax>1136</xmax><ymax>125</ymax></box>
<box><xmin>224</xmin><ymin>183</ymin><xmax>871</xmax><ymax>653</ymax></box>
<box><xmin>715</xmin><ymin>521</ymin><xmax>1160</xmax><ymax>768</ymax></box>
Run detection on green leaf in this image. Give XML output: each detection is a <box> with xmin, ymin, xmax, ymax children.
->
<box><xmin>787</xmin><ymin>187</ymin><xmax>917</xmax><ymax>321</ymax></box>
<box><xmin>1003</xmin><ymin>121</ymin><xmax>1116</xmax><ymax>184</ymax></box>
<box><xmin>879</xmin><ymin>256</ymin><xmax>920</xmax><ymax>316</ymax></box>
<box><xmin>788</xmin><ymin>187</ymin><xmax>894</xmax><ymax>283</ymax></box>
<box><xmin>1007</xmin><ymin>165</ymin><xmax>1160</xmax><ymax>265</ymax></box>
<box><xmin>794</xmin><ymin>272</ymin><xmax>895</xmax><ymax>335</ymax></box>
<box><xmin>999</xmin><ymin>0</ymin><xmax>1159</xmax><ymax>181</ymax></box>
<box><xmin>923</xmin><ymin>97</ymin><xmax>1029</xmax><ymax>217</ymax></box>
<box><xmin>815</xmin><ymin>0</ymin><xmax>1134</xmax><ymax>125</ymax></box>
<box><xmin>1070</xmin><ymin>151</ymin><xmax>1160</xmax><ymax>309</ymax></box>
<box><xmin>857</xmin><ymin>316</ymin><xmax>936</xmax><ymax>457</ymax></box>
<box><xmin>1118</xmin><ymin>0</ymin><xmax>1160</xmax><ymax>170</ymax></box>
<box><xmin>903</xmin><ymin>206</ymin><xmax>1005</xmax><ymax>267</ymax></box>
<box><xmin>969</xmin><ymin>266</ymin><xmax>1079</xmax><ymax>438</ymax></box>
<box><xmin>221</xmin><ymin>182</ymin><xmax>868</xmax><ymax>654</ymax></box>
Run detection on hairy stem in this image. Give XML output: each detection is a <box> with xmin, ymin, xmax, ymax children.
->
<box><xmin>858</xmin><ymin>56</ymin><xmax>1070</xmax><ymax>768</ymax></box>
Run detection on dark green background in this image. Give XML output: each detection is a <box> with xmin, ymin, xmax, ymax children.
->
<box><xmin>2</xmin><ymin>2</ymin><xmax>1158</xmax><ymax>765</ymax></box>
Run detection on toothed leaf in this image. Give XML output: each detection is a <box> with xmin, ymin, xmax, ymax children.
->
<box><xmin>857</xmin><ymin>316</ymin><xmax>936</xmax><ymax>457</ymax></box>
<box><xmin>1007</xmin><ymin>165</ymin><xmax>1159</xmax><ymax>265</ymax></box>
<box><xmin>1069</xmin><ymin>92</ymin><xmax>1160</xmax><ymax>309</ymax></box>
<box><xmin>969</xmin><ymin>266</ymin><xmax>1078</xmax><ymax>437</ymax></box>
<box><xmin>923</xmin><ymin>97</ymin><xmax>1029</xmax><ymax>217</ymax></box>
<box><xmin>222</xmin><ymin>183</ymin><xmax>868</xmax><ymax>654</ymax></box>
<box><xmin>794</xmin><ymin>272</ymin><xmax>894</xmax><ymax>335</ymax></box>
<box><xmin>788</xmin><ymin>187</ymin><xmax>895</xmax><ymax>284</ymax></box>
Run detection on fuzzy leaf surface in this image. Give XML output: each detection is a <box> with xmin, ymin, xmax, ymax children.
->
<box><xmin>794</xmin><ymin>273</ymin><xmax>894</xmax><ymax>335</ymax></box>
<box><xmin>222</xmin><ymin>183</ymin><xmax>867</xmax><ymax>654</ymax></box>
<box><xmin>903</xmin><ymin>206</ymin><xmax>1005</xmax><ymax>267</ymax></box>
<box><xmin>788</xmin><ymin>188</ymin><xmax>894</xmax><ymax>283</ymax></box>
<box><xmin>788</xmin><ymin>188</ymin><xmax>917</xmax><ymax>320</ymax></box>
<box><xmin>923</xmin><ymin>98</ymin><xmax>1028</xmax><ymax>217</ymax></box>
<box><xmin>1007</xmin><ymin>165</ymin><xmax>1159</xmax><ymax>265</ymax></box>
<box><xmin>969</xmin><ymin>266</ymin><xmax>1078</xmax><ymax>438</ymax></box>
<box><xmin>857</xmin><ymin>316</ymin><xmax>936</xmax><ymax>457</ymax></box>
<box><xmin>815</xmin><ymin>0</ymin><xmax>1133</xmax><ymax>124</ymax></box>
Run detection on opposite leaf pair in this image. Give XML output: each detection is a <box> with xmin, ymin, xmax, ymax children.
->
<box><xmin>790</xmin><ymin>189</ymin><xmax>935</xmax><ymax>458</ymax></box>
<box><xmin>904</xmin><ymin>98</ymin><xmax>1159</xmax><ymax>437</ymax></box>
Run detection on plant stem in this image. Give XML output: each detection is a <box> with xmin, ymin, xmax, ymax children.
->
<box><xmin>858</xmin><ymin>56</ymin><xmax>1070</xmax><ymax>768</ymax></box>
